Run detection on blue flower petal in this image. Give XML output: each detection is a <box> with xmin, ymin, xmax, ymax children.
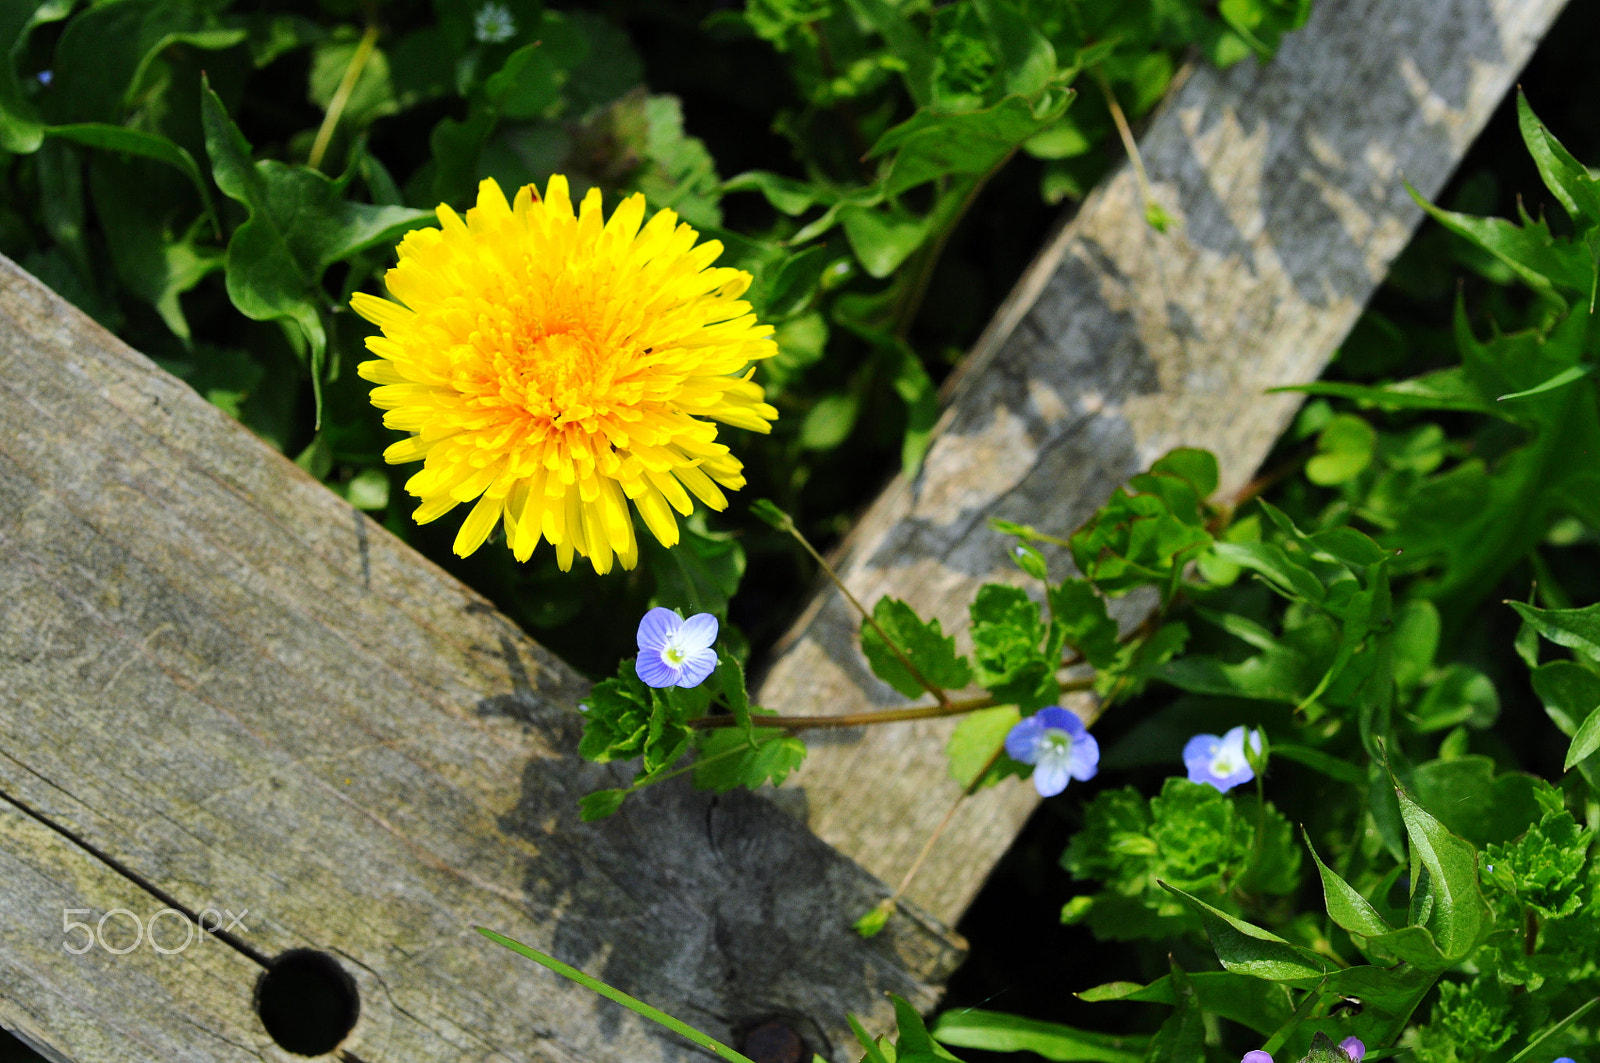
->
<box><xmin>676</xmin><ymin>647</ymin><xmax>718</xmax><ymax>688</ymax></box>
<box><xmin>1069</xmin><ymin>731</ymin><xmax>1100</xmax><ymax>781</ymax></box>
<box><xmin>676</xmin><ymin>612</ymin><xmax>719</xmax><ymax>652</ymax></box>
<box><xmin>1005</xmin><ymin>715</ymin><xmax>1045</xmax><ymax>763</ymax></box>
<box><xmin>636</xmin><ymin>651</ymin><xmax>681</xmax><ymax>689</ymax></box>
<box><xmin>637</xmin><ymin>607</ymin><xmax>682</xmax><ymax>653</ymax></box>
<box><xmin>1033</xmin><ymin>757</ymin><xmax>1070</xmax><ymax>797</ymax></box>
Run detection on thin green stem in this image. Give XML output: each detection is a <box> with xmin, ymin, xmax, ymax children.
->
<box><xmin>688</xmin><ymin>679</ymin><xmax>1096</xmax><ymax>731</ymax></box>
<box><xmin>477</xmin><ymin>927</ymin><xmax>758</xmax><ymax>1063</ymax></box>
<box><xmin>887</xmin><ymin>738</ymin><xmax>1007</xmax><ymax>907</ymax></box>
<box><xmin>1092</xmin><ymin>66</ymin><xmax>1164</xmax><ymax>228</ymax></box>
<box><xmin>309</xmin><ymin>23</ymin><xmax>378</xmax><ymax>171</ymax></box>
<box><xmin>775</xmin><ymin>512</ymin><xmax>953</xmax><ymax>709</ymax></box>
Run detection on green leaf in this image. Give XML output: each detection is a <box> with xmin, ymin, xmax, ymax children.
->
<box><xmin>201</xmin><ymin>80</ymin><xmax>430</xmax><ymax>421</ymax></box>
<box><xmin>692</xmin><ymin>726</ymin><xmax>807</xmax><ymax>792</ymax></box>
<box><xmin>973</xmin><ymin>0</ymin><xmax>1057</xmax><ymax>98</ymax></box>
<box><xmin>721</xmin><ymin>170</ymin><xmax>831</xmax><ymax>216</ymax></box>
<box><xmin>1161</xmin><ymin>883</ymin><xmax>1331</xmax><ymax>987</ymax></box>
<box><xmin>839</xmin><ymin>0</ymin><xmax>934</xmax><ymax>106</ymax></box>
<box><xmin>799</xmin><ymin>391</ymin><xmax>861</xmax><ymax>450</ymax></box>
<box><xmin>476</xmin><ymin>927</ymin><xmax>757</xmax><ymax>1063</ymax></box>
<box><xmin>578</xmin><ymin>789</ymin><xmax>627</xmax><ymax>822</ymax></box>
<box><xmin>1077</xmin><ymin>972</ymin><xmax>1293</xmax><ymax>1036</ymax></box>
<box><xmin>970</xmin><ymin>584</ymin><xmax>1058</xmax><ymax>711</ymax></box>
<box><xmin>51</xmin><ymin>0</ymin><xmax>245</xmax><ymax>124</ymax></box>
<box><xmin>1510</xmin><ymin>601</ymin><xmax>1600</xmax><ymax>665</ymax></box>
<box><xmin>1149</xmin><ymin>448</ymin><xmax>1219</xmax><ymax>498</ymax></box>
<box><xmin>853</xmin><ymin>900</ymin><xmax>894</xmax><ymax>939</ymax></box>
<box><xmin>946</xmin><ymin>706</ymin><xmax>1025</xmax><ymax>789</ymax></box>
<box><xmin>1495</xmin><ymin>362</ymin><xmax>1595</xmax><ymax>402</ymax></box>
<box><xmin>1210</xmin><ymin>542</ymin><xmax>1324</xmax><ymax>603</ymax></box>
<box><xmin>1410</xmin><ymin>182</ymin><xmax>1591</xmax><ymax>297</ymax></box>
<box><xmin>862</xmin><ymin>597</ymin><xmax>974</xmax><ymax>699</ymax></box>
<box><xmin>1395</xmin><ymin>785</ymin><xmax>1489</xmax><ymax>961</ymax></box>
<box><xmin>1306</xmin><ymin>413</ymin><xmax>1376</xmax><ymax>485</ymax></box>
<box><xmin>47</xmin><ymin>123</ymin><xmax>220</xmax><ymax>235</ymax></box>
<box><xmin>1270</xmin><ymin>744</ymin><xmax>1366</xmax><ymax>786</ymax></box>
<box><xmin>1504</xmin><ymin>997</ymin><xmax>1600</xmax><ymax>1063</ymax></box>
<box><xmin>932</xmin><ymin>1010</ymin><xmax>1146</xmax><ymax>1063</ymax></box>
<box><xmin>839</xmin><ymin>203</ymin><xmax>932</xmax><ymax>278</ymax></box>
<box><xmin>1141</xmin><ymin>960</ymin><xmax>1202</xmax><ymax>1063</ymax></box>
<box><xmin>1303</xmin><ymin>829</ymin><xmax>1391</xmax><ymax>938</ymax></box>
<box><xmin>872</xmin><ymin>93</ymin><xmax>1070</xmax><ymax>197</ymax></box>
<box><xmin>1048</xmin><ymin>580</ymin><xmax>1119</xmax><ymax>668</ymax></box>
<box><xmin>1564</xmin><ymin>704</ymin><xmax>1600</xmax><ymax>771</ymax></box>
<box><xmin>646</xmin><ymin>521</ymin><xmax>745</xmax><ymax>617</ymax></box>
<box><xmin>1274</xmin><ymin>369</ymin><xmax>1499</xmax><ymax>415</ymax></box>
<box><xmin>1516</xmin><ymin>91</ymin><xmax>1600</xmax><ymax>232</ymax></box>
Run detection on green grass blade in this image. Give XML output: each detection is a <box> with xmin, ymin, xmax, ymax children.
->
<box><xmin>475</xmin><ymin>926</ymin><xmax>757</xmax><ymax>1063</ymax></box>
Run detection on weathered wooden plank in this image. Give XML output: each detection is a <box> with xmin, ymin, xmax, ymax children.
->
<box><xmin>0</xmin><ymin>251</ymin><xmax>961</xmax><ymax>1063</ymax></box>
<box><xmin>756</xmin><ymin>0</ymin><xmax>1568</xmax><ymax>925</ymax></box>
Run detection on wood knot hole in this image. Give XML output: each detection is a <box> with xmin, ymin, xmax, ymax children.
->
<box><xmin>254</xmin><ymin>948</ymin><xmax>359</xmax><ymax>1056</ymax></box>
<box><xmin>739</xmin><ymin>1019</ymin><xmax>807</xmax><ymax>1063</ymax></box>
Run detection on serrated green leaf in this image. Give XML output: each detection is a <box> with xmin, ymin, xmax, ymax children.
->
<box><xmin>1048</xmin><ymin>580</ymin><xmax>1119</xmax><ymax>668</ymax></box>
<box><xmin>863</xmin><ymin>597</ymin><xmax>974</xmax><ymax>699</ymax></box>
<box><xmin>840</xmin><ymin>203</ymin><xmax>932</xmax><ymax>278</ymax></box>
<box><xmin>970</xmin><ymin>584</ymin><xmax>1058</xmax><ymax>710</ymax></box>
<box><xmin>692</xmin><ymin>726</ymin><xmax>807</xmax><ymax>792</ymax></box>
<box><xmin>1149</xmin><ymin>448</ymin><xmax>1219</xmax><ymax>498</ymax></box>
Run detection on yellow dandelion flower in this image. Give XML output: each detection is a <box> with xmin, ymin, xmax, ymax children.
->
<box><xmin>353</xmin><ymin>175</ymin><xmax>779</xmax><ymax>574</ymax></box>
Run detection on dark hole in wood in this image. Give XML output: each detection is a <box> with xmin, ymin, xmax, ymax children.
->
<box><xmin>738</xmin><ymin>1019</ymin><xmax>807</xmax><ymax>1063</ymax></box>
<box><xmin>254</xmin><ymin>949</ymin><xmax>359</xmax><ymax>1056</ymax></box>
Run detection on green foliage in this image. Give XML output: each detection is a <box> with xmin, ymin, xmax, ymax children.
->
<box><xmin>970</xmin><ymin>584</ymin><xmax>1063</xmax><ymax>711</ymax></box>
<box><xmin>862</xmin><ymin>597</ymin><xmax>974</xmax><ymax>698</ymax></box>
<box><xmin>1060</xmin><ymin>779</ymin><xmax>1300</xmax><ymax>942</ymax></box>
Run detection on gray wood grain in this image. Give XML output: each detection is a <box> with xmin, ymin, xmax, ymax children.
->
<box><xmin>756</xmin><ymin>0</ymin><xmax>1568</xmax><ymax>925</ymax></box>
<box><xmin>0</xmin><ymin>251</ymin><xmax>961</xmax><ymax>1063</ymax></box>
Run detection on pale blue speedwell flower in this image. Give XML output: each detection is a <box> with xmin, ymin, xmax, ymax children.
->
<box><xmin>473</xmin><ymin>2</ymin><xmax>517</xmax><ymax>43</ymax></box>
<box><xmin>1185</xmin><ymin>725</ymin><xmax>1262</xmax><ymax>793</ymax></box>
<box><xmin>1005</xmin><ymin>707</ymin><xmax>1098</xmax><ymax>797</ymax></box>
<box><xmin>635</xmin><ymin>608</ymin><xmax>718</xmax><ymax>689</ymax></box>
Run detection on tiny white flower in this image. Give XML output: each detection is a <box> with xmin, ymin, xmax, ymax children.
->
<box><xmin>473</xmin><ymin>2</ymin><xmax>517</xmax><ymax>44</ymax></box>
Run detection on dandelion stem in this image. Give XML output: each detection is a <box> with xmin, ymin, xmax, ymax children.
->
<box><xmin>309</xmin><ymin>23</ymin><xmax>379</xmax><ymax>171</ymax></box>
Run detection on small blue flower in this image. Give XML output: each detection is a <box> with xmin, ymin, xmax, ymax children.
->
<box><xmin>1005</xmin><ymin>706</ymin><xmax>1098</xmax><ymax>797</ymax></box>
<box><xmin>1184</xmin><ymin>725</ymin><xmax>1262</xmax><ymax>793</ymax></box>
<box><xmin>635</xmin><ymin>607</ymin><xmax>718</xmax><ymax>689</ymax></box>
<box><xmin>36</xmin><ymin>70</ymin><xmax>52</xmax><ymax>86</ymax></box>
<box><xmin>1553</xmin><ymin>1058</ymin><xmax>1577</xmax><ymax>1063</ymax></box>
<box><xmin>1340</xmin><ymin>1038</ymin><xmax>1365</xmax><ymax>1062</ymax></box>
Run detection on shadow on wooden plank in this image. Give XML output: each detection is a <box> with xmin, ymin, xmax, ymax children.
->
<box><xmin>0</xmin><ymin>252</ymin><xmax>962</xmax><ymax>1063</ymax></box>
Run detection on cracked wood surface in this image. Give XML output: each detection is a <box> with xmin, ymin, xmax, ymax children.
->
<box><xmin>0</xmin><ymin>251</ymin><xmax>962</xmax><ymax>1063</ymax></box>
<box><xmin>755</xmin><ymin>0</ymin><xmax>1569</xmax><ymax>925</ymax></box>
